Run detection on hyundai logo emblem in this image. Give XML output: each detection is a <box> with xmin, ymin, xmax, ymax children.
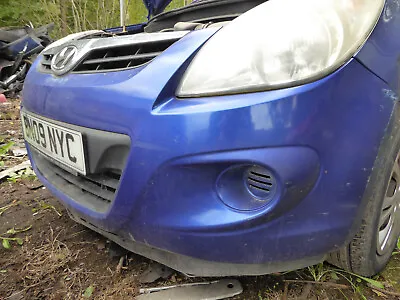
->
<box><xmin>51</xmin><ymin>46</ymin><xmax>78</xmax><ymax>75</ymax></box>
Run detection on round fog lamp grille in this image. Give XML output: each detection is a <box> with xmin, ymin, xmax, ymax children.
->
<box><xmin>216</xmin><ymin>164</ymin><xmax>278</xmax><ymax>211</ymax></box>
<box><xmin>245</xmin><ymin>166</ymin><xmax>275</xmax><ymax>200</ymax></box>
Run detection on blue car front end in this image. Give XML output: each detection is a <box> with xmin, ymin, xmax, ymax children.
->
<box><xmin>21</xmin><ymin>0</ymin><xmax>400</xmax><ymax>276</ymax></box>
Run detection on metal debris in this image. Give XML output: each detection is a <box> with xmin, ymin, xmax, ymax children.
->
<box><xmin>11</xmin><ymin>147</ymin><xmax>27</xmax><ymax>157</ymax></box>
<box><xmin>136</xmin><ymin>279</ymin><xmax>243</xmax><ymax>300</ymax></box>
<box><xmin>139</xmin><ymin>262</ymin><xmax>174</xmax><ymax>284</ymax></box>
<box><xmin>0</xmin><ymin>160</ymin><xmax>30</xmax><ymax>180</ymax></box>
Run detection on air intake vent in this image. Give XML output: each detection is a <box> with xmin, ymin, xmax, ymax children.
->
<box><xmin>31</xmin><ymin>148</ymin><xmax>123</xmax><ymax>213</ymax></box>
<box><xmin>73</xmin><ymin>38</ymin><xmax>179</xmax><ymax>73</ymax></box>
<box><xmin>245</xmin><ymin>166</ymin><xmax>275</xmax><ymax>200</ymax></box>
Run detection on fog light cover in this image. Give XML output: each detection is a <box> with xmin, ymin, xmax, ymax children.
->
<box><xmin>216</xmin><ymin>165</ymin><xmax>278</xmax><ymax>211</ymax></box>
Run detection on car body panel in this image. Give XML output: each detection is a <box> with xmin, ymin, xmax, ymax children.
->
<box><xmin>355</xmin><ymin>0</ymin><xmax>400</xmax><ymax>91</ymax></box>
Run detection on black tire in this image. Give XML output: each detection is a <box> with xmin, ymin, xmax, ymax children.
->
<box><xmin>327</xmin><ymin>103</ymin><xmax>400</xmax><ymax>276</ymax></box>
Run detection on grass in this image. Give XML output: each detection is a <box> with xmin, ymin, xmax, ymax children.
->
<box><xmin>1</xmin><ymin>225</ymin><xmax>32</xmax><ymax>249</ymax></box>
<box><xmin>301</xmin><ymin>244</ymin><xmax>400</xmax><ymax>299</ymax></box>
<box><xmin>393</xmin><ymin>237</ymin><xmax>400</xmax><ymax>255</ymax></box>
<box><xmin>7</xmin><ymin>167</ymin><xmax>37</xmax><ymax>183</ymax></box>
<box><xmin>0</xmin><ymin>140</ymin><xmax>14</xmax><ymax>168</ymax></box>
<box><xmin>32</xmin><ymin>200</ymin><xmax>62</xmax><ymax>217</ymax></box>
<box><xmin>0</xmin><ymin>200</ymin><xmax>20</xmax><ymax>216</ymax></box>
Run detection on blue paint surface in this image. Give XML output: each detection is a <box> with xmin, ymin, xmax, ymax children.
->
<box><xmin>356</xmin><ymin>0</ymin><xmax>400</xmax><ymax>90</ymax></box>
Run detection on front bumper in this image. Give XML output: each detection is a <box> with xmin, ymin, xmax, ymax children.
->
<box><xmin>22</xmin><ymin>28</ymin><xmax>395</xmax><ymax>276</ymax></box>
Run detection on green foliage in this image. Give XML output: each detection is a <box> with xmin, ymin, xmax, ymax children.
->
<box><xmin>1</xmin><ymin>225</ymin><xmax>31</xmax><ymax>249</ymax></box>
<box><xmin>7</xmin><ymin>167</ymin><xmax>36</xmax><ymax>183</ymax></box>
<box><xmin>307</xmin><ymin>263</ymin><xmax>330</xmax><ymax>282</ymax></box>
<box><xmin>0</xmin><ymin>0</ymin><xmax>44</xmax><ymax>27</ymax></box>
<box><xmin>2</xmin><ymin>239</ymin><xmax>10</xmax><ymax>249</ymax></box>
<box><xmin>127</xmin><ymin>0</ymin><xmax>149</xmax><ymax>25</ymax></box>
<box><xmin>0</xmin><ymin>141</ymin><xmax>13</xmax><ymax>168</ymax></box>
<box><xmin>83</xmin><ymin>285</ymin><xmax>94</xmax><ymax>298</ymax></box>
<box><xmin>393</xmin><ymin>237</ymin><xmax>400</xmax><ymax>255</ymax></box>
<box><xmin>306</xmin><ymin>263</ymin><xmax>388</xmax><ymax>300</ymax></box>
<box><xmin>0</xmin><ymin>141</ymin><xmax>13</xmax><ymax>157</ymax></box>
<box><xmin>32</xmin><ymin>200</ymin><xmax>62</xmax><ymax>217</ymax></box>
<box><xmin>0</xmin><ymin>201</ymin><xmax>20</xmax><ymax>216</ymax></box>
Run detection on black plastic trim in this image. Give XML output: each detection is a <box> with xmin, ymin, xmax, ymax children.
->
<box><xmin>67</xmin><ymin>208</ymin><xmax>325</xmax><ymax>276</ymax></box>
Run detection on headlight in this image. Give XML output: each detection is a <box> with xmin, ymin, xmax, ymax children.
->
<box><xmin>177</xmin><ymin>0</ymin><xmax>385</xmax><ymax>97</ymax></box>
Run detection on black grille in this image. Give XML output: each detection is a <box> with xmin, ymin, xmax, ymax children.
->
<box><xmin>39</xmin><ymin>32</ymin><xmax>186</xmax><ymax>75</ymax></box>
<box><xmin>41</xmin><ymin>53</ymin><xmax>53</xmax><ymax>72</ymax></box>
<box><xmin>245</xmin><ymin>166</ymin><xmax>275</xmax><ymax>200</ymax></box>
<box><xmin>73</xmin><ymin>38</ymin><xmax>179</xmax><ymax>73</ymax></box>
<box><xmin>31</xmin><ymin>149</ymin><xmax>121</xmax><ymax>213</ymax></box>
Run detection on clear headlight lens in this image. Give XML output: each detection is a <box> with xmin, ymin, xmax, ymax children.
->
<box><xmin>177</xmin><ymin>0</ymin><xmax>385</xmax><ymax>97</ymax></box>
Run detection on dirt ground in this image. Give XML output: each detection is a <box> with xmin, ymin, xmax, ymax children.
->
<box><xmin>1</xmin><ymin>99</ymin><xmax>399</xmax><ymax>300</ymax></box>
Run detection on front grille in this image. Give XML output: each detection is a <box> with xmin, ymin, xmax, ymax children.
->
<box><xmin>73</xmin><ymin>38</ymin><xmax>179</xmax><ymax>73</ymax></box>
<box><xmin>39</xmin><ymin>31</ymin><xmax>187</xmax><ymax>74</ymax></box>
<box><xmin>41</xmin><ymin>53</ymin><xmax>53</xmax><ymax>72</ymax></box>
<box><xmin>31</xmin><ymin>148</ymin><xmax>122</xmax><ymax>213</ymax></box>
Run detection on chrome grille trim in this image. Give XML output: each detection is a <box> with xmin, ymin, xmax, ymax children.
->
<box><xmin>39</xmin><ymin>31</ymin><xmax>188</xmax><ymax>75</ymax></box>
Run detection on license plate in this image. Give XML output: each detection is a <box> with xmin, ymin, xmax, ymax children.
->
<box><xmin>21</xmin><ymin>111</ymin><xmax>87</xmax><ymax>175</ymax></box>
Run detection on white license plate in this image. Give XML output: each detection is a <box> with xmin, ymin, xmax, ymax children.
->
<box><xmin>21</xmin><ymin>111</ymin><xmax>87</xmax><ymax>175</ymax></box>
